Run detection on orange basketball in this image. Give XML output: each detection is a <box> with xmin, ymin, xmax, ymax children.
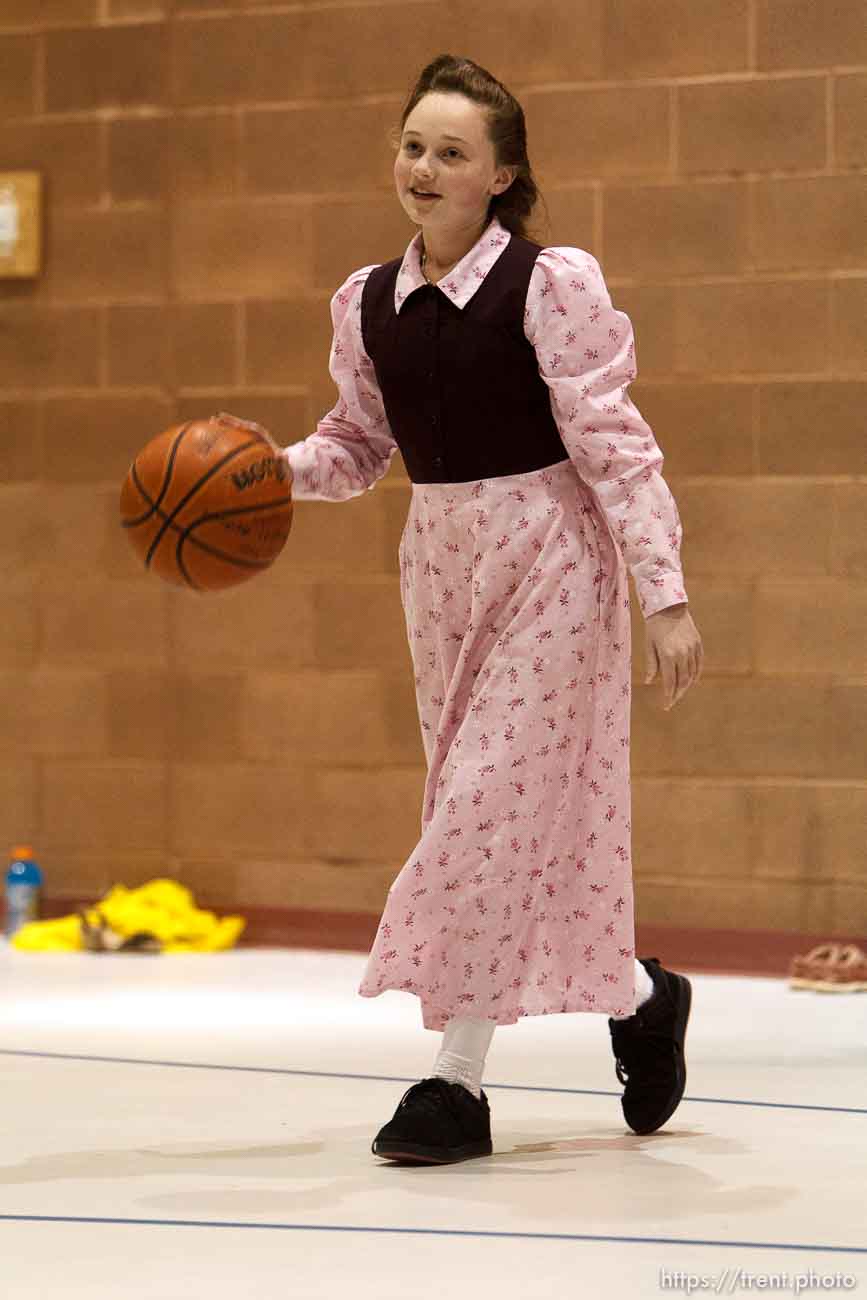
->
<box><xmin>119</xmin><ymin>415</ymin><xmax>293</xmax><ymax>591</ymax></box>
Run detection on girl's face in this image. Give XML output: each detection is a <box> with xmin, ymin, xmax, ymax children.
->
<box><xmin>394</xmin><ymin>92</ymin><xmax>515</xmax><ymax>236</ymax></box>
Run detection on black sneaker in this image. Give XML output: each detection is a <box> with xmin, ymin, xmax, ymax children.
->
<box><xmin>608</xmin><ymin>956</ymin><xmax>692</xmax><ymax>1135</ymax></box>
<box><xmin>371</xmin><ymin>1077</ymin><xmax>493</xmax><ymax>1165</ymax></box>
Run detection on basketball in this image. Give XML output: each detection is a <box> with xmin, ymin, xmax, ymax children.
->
<box><xmin>119</xmin><ymin>414</ymin><xmax>293</xmax><ymax>591</ymax></box>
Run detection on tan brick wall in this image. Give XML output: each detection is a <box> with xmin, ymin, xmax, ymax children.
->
<box><xmin>0</xmin><ymin>0</ymin><xmax>864</xmax><ymax>936</ymax></box>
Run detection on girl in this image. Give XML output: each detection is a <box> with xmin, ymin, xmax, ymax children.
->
<box><xmin>220</xmin><ymin>52</ymin><xmax>702</xmax><ymax>1166</ymax></box>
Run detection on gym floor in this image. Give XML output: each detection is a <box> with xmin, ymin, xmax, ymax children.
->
<box><xmin>0</xmin><ymin>945</ymin><xmax>864</xmax><ymax>1299</ymax></box>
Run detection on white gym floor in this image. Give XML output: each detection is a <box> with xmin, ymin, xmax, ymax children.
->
<box><xmin>0</xmin><ymin>944</ymin><xmax>864</xmax><ymax>1299</ymax></box>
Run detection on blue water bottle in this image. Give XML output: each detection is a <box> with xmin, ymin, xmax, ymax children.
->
<box><xmin>5</xmin><ymin>845</ymin><xmax>43</xmax><ymax>940</ymax></box>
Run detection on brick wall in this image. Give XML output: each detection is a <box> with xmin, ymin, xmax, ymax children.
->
<box><xmin>0</xmin><ymin>0</ymin><xmax>864</xmax><ymax>938</ymax></box>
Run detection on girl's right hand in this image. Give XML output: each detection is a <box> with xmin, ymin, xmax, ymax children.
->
<box><xmin>213</xmin><ymin>411</ymin><xmax>293</xmax><ymax>484</ymax></box>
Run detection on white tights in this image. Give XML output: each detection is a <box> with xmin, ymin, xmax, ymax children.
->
<box><xmin>431</xmin><ymin>959</ymin><xmax>656</xmax><ymax>1098</ymax></box>
<box><xmin>431</xmin><ymin>1016</ymin><xmax>497</xmax><ymax>1099</ymax></box>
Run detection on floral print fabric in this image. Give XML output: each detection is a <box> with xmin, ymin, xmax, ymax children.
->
<box><xmin>284</xmin><ymin>215</ymin><xmax>688</xmax><ymax>1030</ymax></box>
<box><xmin>358</xmin><ymin>457</ymin><xmax>637</xmax><ymax>1029</ymax></box>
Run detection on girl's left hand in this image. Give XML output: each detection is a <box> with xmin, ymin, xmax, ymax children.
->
<box><xmin>644</xmin><ymin>603</ymin><xmax>703</xmax><ymax>711</ymax></box>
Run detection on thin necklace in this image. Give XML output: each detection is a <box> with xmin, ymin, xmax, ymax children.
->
<box><xmin>421</xmin><ymin>247</ymin><xmax>451</xmax><ymax>285</ymax></box>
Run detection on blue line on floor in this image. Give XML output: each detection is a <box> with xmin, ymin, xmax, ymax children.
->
<box><xmin>0</xmin><ymin>1048</ymin><xmax>864</xmax><ymax>1115</ymax></box>
<box><xmin>0</xmin><ymin>1214</ymin><xmax>865</xmax><ymax>1253</ymax></box>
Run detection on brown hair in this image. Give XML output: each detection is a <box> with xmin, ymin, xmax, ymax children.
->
<box><xmin>390</xmin><ymin>54</ymin><xmax>550</xmax><ymax>244</ymax></box>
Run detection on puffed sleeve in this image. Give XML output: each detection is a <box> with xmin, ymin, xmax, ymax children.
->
<box><xmin>524</xmin><ymin>246</ymin><xmax>688</xmax><ymax>619</ymax></box>
<box><xmin>283</xmin><ymin>266</ymin><xmax>399</xmax><ymax>501</ymax></box>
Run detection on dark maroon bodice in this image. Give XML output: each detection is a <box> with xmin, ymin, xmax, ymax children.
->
<box><xmin>359</xmin><ymin>233</ymin><xmax>570</xmax><ymax>484</ymax></box>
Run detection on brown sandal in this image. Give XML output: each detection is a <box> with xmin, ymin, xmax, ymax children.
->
<box><xmin>789</xmin><ymin>942</ymin><xmax>867</xmax><ymax>992</ymax></box>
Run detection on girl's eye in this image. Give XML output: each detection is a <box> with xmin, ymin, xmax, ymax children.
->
<box><xmin>404</xmin><ymin>143</ymin><xmax>460</xmax><ymax>158</ymax></box>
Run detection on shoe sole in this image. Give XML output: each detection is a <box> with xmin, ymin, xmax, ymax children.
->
<box><xmin>789</xmin><ymin>977</ymin><xmax>867</xmax><ymax>992</ymax></box>
<box><xmin>627</xmin><ymin>971</ymin><xmax>692</xmax><ymax>1135</ymax></box>
<box><xmin>371</xmin><ymin>1138</ymin><xmax>493</xmax><ymax>1165</ymax></box>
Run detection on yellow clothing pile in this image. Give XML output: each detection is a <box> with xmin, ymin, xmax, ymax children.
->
<box><xmin>10</xmin><ymin>878</ymin><xmax>246</xmax><ymax>953</ymax></box>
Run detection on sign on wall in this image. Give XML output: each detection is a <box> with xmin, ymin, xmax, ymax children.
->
<box><xmin>0</xmin><ymin>171</ymin><xmax>42</xmax><ymax>278</ymax></box>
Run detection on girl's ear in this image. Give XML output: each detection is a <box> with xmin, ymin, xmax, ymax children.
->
<box><xmin>495</xmin><ymin>166</ymin><xmax>517</xmax><ymax>194</ymax></box>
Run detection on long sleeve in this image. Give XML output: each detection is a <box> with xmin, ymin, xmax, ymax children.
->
<box><xmin>283</xmin><ymin>266</ymin><xmax>399</xmax><ymax>501</ymax></box>
<box><xmin>524</xmin><ymin>246</ymin><xmax>688</xmax><ymax>620</ymax></box>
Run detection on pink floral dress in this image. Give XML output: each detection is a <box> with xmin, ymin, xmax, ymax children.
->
<box><xmin>285</xmin><ymin>215</ymin><xmax>688</xmax><ymax>1032</ymax></box>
